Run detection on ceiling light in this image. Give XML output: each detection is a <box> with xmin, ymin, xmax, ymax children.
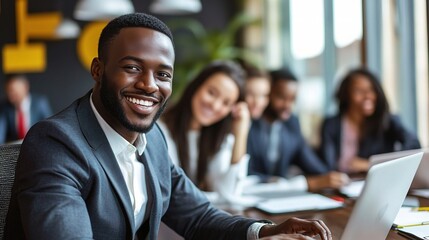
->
<box><xmin>56</xmin><ymin>18</ymin><xmax>81</xmax><ymax>39</ymax></box>
<box><xmin>74</xmin><ymin>0</ymin><xmax>135</xmax><ymax>21</ymax></box>
<box><xmin>150</xmin><ymin>0</ymin><xmax>202</xmax><ymax>15</ymax></box>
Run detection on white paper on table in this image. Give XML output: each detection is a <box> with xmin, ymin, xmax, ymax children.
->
<box><xmin>339</xmin><ymin>180</ymin><xmax>365</xmax><ymax>198</ymax></box>
<box><xmin>255</xmin><ymin>193</ymin><xmax>344</xmax><ymax>214</ymax></box>
<box><xmin>398</xmin><ymin>225</ymin><xmax>429</xmax><ymax>240</ymax></box>
<box><xmin>393</xmin><ymin>207</ymin><xmax>429</xmax><ymax>227</ymax></box>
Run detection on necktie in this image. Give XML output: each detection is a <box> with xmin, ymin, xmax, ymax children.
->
<box><xmin>17</xmin><ymin>107</ymin><xmax>26</xmax><ymax>139</ymax></box>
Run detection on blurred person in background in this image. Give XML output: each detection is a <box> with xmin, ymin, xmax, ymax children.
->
<box><xmin>0</xmin><ymin>74</ymin><xmax>53</xmax><ymax>144</ymax></box>
<box><xmin>159</xmin><ymin>60</ymin><xmax>251</xmax><ymax>202</ymax></box>
<box><xmin>157</xmin><ymin>60</ymin><xmax>251</xmax><ymax>240</ymax></box>
<box><xmin>247</xmin><ymin>68</ymin><xmax>349</xmax><ymax>192</ymax></box>
<box><xmin>319</xmin><ymin>68</ymin><xmax>421</xmax><ymax>173</ymax></box>
<box><xmin>241</xmin><ymin>61</ymin><xmax>271</xmax><ymax>120</ymax></box>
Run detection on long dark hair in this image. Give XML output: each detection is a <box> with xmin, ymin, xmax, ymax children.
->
<box><xmin>162</xmin><ymin>60</ymin><xmax>245</xmax><ymax>189</ymax></box>
<box><xmin>335</xmin><ymin>68</ymin><xmax>390</xmax><ymax>137</ymax></box>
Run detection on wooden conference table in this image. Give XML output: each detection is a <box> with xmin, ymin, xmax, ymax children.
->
<box><xmin>227</xmin><ymin>193</ymin><xmax>429</xmax><ymax>240</ymax></box>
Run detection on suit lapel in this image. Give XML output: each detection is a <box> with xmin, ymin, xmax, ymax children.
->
<box><xmin>259</xmin><ymin>120</ymin><xmax>272</xmax><ymax>174</ymax></box>
<box><xmin>76</xmin><ymin>93</ymin><xmax>136</xmax><ymax>234</ymax></box>
<box><xmin>334</xmin><ymin>116</ymin><xmax>343</xmax><ymax>168</ymax></box>
<box><xmin>139</xmin><ymin>147</ymin><xmax>162</xmax><ymax>240</ymax></box>
<box><xmin>278</xmin><ymin>122</ymin><xmax>290</xmax><ymax>173</ymax></box>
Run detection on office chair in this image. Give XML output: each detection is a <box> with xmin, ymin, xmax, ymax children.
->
<box><xmin>0</xmin><ymin>143</ymin><xmax>20</xmax><ymax>239</ymax></box>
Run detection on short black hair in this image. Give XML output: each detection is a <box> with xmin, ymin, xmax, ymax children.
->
<box><xmin>98</xmin><ymin>12</ymin><xmax>173</xmax><ymax>60</ymax></box>
<box><xmin>269</xmin><ymin>67</ymin><xmax>298</xmax><ymax>84</ymax></box>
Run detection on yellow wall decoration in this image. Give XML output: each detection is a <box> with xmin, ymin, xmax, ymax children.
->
<box><xmin>3</xmin><ymin>43</ymin><xmax>46</xmax><ymax>73</ymax></box>
<box><xmin>26</xmin><ymin>12</ymin><xmax>62</xmax><ymax>39</ymax></box>
<box><xmin>2</xmin><ymin>0</ymin><xmax>62</xmax><ymax>73</ymax></box>
<box><xmin>77</xmin><ymin>21</ymin><xmax>108</xmax><ymax>71</ymax></box>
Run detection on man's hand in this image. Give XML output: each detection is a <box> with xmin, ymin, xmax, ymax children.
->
<box><xmin>259</xmin><ymin>217</ymin><xmax>332</xmax><ymax>240</ymax></box>
<box><xmin>307</xmin><ymin>171</ymin><xmax>350</xmax><ymax>191</ymax></box>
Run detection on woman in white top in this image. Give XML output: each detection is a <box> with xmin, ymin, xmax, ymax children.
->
<box><xmin>159</xmin><ymin>60</ymin><xmax>250</xmax><ymax>201</ymax></box>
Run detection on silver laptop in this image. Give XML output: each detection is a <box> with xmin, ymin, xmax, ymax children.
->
<box><xmin>369</xmin><ymin>148</ymin><xmax>429</xmax><ymax>188</ymax></box>
<box><xmin>340</xmin><ymin>152</ymin><xmax>423</xmax><ymax>240</ymax></box>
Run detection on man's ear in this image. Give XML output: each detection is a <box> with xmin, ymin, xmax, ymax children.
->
<box><xmin>91</xmin><ymin>57</ymin><xmax>103</xmax><ymax>83</ymax></box>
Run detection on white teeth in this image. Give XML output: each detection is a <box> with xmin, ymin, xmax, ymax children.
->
<box><xmin>126</xmin><ymin>97</ymin><xmax>154</xmax><ymax>107</ymax></box>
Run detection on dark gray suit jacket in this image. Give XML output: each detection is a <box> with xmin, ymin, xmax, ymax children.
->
<box><xmin>247</xmin><ymin>115</ymin><xmax>328</xmax><ymax>181</ymax></box>
<box><xmin>4</xmin><ymin>92</ymin><xmax>256</xmax><ymax>240</ymax></box>
<box><xmin>0</xmin><ymin>94</ymin><xmax>52</xmax><ymax>144</ymax></box>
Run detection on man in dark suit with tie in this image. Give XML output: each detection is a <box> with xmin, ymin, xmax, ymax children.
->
<box><xmin>247</xmin><ymin>68</ymin><xmax>349</xmax><ymax>192</ymax></box>
<box><xmin>4</xmin><ymin>13</ymin><xmax>332</xmax><ymax>240</ymax></box>
<box><xmin>0</xmin><ymin>74</ymin><xmax>53</xmax><ymax>144</ymax></box>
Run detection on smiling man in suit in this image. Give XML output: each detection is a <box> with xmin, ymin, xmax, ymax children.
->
<box><xmin>4</xmin><ymin>13</ymin><xmax>332</xmax><ymax>240</ymax></box>
<box><xmin>0</xmin><ymin>74</ymin><xmax>52</xmax><ymax>143</ymax></box>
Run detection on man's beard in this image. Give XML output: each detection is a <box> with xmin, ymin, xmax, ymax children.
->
<box><xmin>100</xmin><ymin>74</ymin><xmax>168</xmax><ymax>133</ymax></box>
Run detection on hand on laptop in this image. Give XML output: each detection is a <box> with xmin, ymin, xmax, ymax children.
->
<box><xmin>306</xmin><ymin>172</ymin><xmax>350</xmax><ymax>191</ymax></box>
<box><xmin>259</xmin><ymin>217</ymin><xmax>332</xmax><ymax>240</ymax></box>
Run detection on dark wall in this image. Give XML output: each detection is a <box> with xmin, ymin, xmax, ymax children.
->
<box><xmin>0</xmin><ymin>0</ymin><xmax>238</xmax><ymax>114</ymax></box>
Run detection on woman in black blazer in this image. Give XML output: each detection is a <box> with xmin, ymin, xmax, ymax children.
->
<box><xmin>320</xmin><ymin>68</ymin><xmax>421</xmax><ymax>173</ymax></box>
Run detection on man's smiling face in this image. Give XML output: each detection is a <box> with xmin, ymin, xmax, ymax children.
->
<box><xmin>92</xmin><ymin>27</ymin><xmax>174</xmax><ymax>139</ymax></box>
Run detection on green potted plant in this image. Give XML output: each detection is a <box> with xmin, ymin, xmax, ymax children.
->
<box><xmin>168</xmin><ymin>12</ymin><xmax>261</xmax><ymax>101</ymax></box>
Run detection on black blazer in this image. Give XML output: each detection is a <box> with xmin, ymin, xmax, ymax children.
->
<box><xmin>4</xmin><ymin>92</ymin><xmax>257</xmax><ymax>240</ymax></box>
<box><xmin>319</xmin><ymin>114</ymin><xmax>421</xmax><ymax>171</ymax></box>
<box><xmin>247</xmin><ymin>115</ymin><xmax>328</xmax><ymax>180</ymax></box>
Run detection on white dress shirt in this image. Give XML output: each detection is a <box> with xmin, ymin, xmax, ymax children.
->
<box><xmin>90</xmin><ymin>95</ymin><xmax>147</xmax><ymax>230</ymax></box>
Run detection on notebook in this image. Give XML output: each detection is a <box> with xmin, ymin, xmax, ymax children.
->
<box><xmin>397</xmin><ymin>225</ymin><xmax>429</xmax><ymax>240</ymax></box>
<box><xmin>393</xmin><ymin>207</ymin><xmax>429</xmax><ymax>229</ymax></box>
<box><xmin>340</xmin><ymin>152</ymin><xmax>423</xmax><ymax>240</ymax></box>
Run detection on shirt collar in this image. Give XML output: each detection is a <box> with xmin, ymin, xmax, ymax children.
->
<box><xmin>89</xmin><ymin>93</ymin><xmax>146</xmax><ymax>156</ymax></box>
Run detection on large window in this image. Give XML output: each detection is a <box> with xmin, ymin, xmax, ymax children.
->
<box><xmin>246</xmin><ymin>0</ymin><xmax>428</xmax><ymax>147</ymax></box>
<box><xmin>273</xmin><ymin>0</ymin><xmax>363</xmax><ymax>146</ymax></box>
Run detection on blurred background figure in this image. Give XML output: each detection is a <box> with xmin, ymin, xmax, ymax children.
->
<box><xmin>157</xmin><ymin>60</ymin><xmax>251</xmax><ymax>240</ymax></box>
<box><xmin>247</xmin><ymin>68</ymin><xmax>349</xmax><ymax>192</ymax></box>
<box><xmin>159</xmin><ymin>60</ymin><xmax>250</xmax><ymax>201</ymax></box>
<box><xmin>0</xmin><ymin>74</ymin><xmax>53</xmax><ymax>144</ymax></box>
<box><xmin>319</xmin><ymin>68</ymin><xmax>421</xmax><ymax>173</ymax></box>
<box><xmin>241</xmin><ymin>61</ymin><xmax>271</xmax><ymax>120</ymax></box>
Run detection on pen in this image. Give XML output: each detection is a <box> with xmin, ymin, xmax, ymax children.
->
<box><xmin>330</xmin><ymin>196</ymin><xmax>345</xmax><ymax>203</ymax></box>
<box><xmin>396</xmin><ymin>221</ymin><xmax>429</xmax><ymax>229</ymax></box>
<box><xmin>411</xmin><ymin>207</ymin><xmax>429</xmax><ymax>211</ymax></box>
